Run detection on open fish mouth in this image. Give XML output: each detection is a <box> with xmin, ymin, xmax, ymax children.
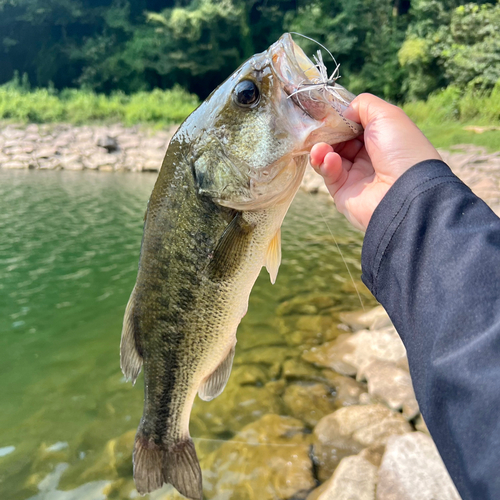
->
<box><xmin>270</xmin><ymin>33</ymin><xmax>363</xmax><ymax>136</ymax></box>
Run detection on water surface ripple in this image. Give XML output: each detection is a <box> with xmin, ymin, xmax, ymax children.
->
<box><xmin>0</xmin><ymin>169</ymin><xmax>373</xmax><ymax>499</ymax></box>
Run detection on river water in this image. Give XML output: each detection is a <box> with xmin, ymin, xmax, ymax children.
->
<box><xmin>0</xmin><ymin>169</ymin><xmax>375</xmax><ymax>500</ymax></box>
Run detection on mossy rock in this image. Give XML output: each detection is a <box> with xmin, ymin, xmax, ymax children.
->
<box><xmin>283</xmin><ymin>382</ymin><xmax>337</xmax><ymax>428</ymax></box>
<box><xmin>202</xmin><ymin>414</ymin><xmax>315</xmax><ymax>500</ymax></box>
<box><xmin>276</xmin><ymin>294</ymin><xmax>336</xmax><ymax>316</ymax></box>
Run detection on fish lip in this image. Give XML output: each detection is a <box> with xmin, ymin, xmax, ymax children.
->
<box><xmin>270</xmin><ymin>32</ymin><xmax>363</xmax><ymax>137</ymax></box>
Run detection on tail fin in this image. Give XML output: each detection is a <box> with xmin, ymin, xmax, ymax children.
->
<box><xmin>133</xmin><ymin>434</ymin><xmax>202</xmax><ymax>500</ymax></box>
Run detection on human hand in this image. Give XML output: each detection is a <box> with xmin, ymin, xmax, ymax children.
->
<box><xmin>310</xmin><ymin>93</ymin><xmax>441</xmax><ymax>231</ymax></box>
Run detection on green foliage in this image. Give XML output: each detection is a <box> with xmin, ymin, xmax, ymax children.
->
<box><xmin>0</xmin><ymin>0</ymin><xmax>498</xmax><ymax>108</ymax></box>
<box><xmin>0</xmin><ymin>80</ymin><xmax>200</xmax><ymax>125</ymax></box>
<box><xmin>400</xmin><ymin>0</ymin><xmax>500</xmax><ymax>99</ymax></box>
<box><xmin>404</xmin><ymin>82</ymin><xmax>500</xmax><ymax>124</ymax></box>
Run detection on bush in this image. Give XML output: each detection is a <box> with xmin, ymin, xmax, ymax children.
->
<box><xmin>403</xmin><ymin>82</ymin><xmax>500</xmax><ymax>125</ymax></box>
<box><xmin>0</xmin><ymin>79</ymin><xmax>200</xmax><ymax>126</ymax></box>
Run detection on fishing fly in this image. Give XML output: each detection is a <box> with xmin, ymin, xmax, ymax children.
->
<box><xmin>288</xmin><ymin>33</ymin><xmax>351</xmax><ymax>112</ymax></box>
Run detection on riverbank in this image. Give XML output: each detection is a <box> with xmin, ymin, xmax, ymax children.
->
<box><xmin>1</xmin><ymin>123</ymin><xmax>500</xmax><ymax>215</ymax></box>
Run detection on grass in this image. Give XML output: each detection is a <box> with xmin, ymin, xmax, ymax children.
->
<box><xmin>0</xmin><ymin>83</ymin><xmax>200</xmax><ymax>126</ymax></box>
<box><xmin>403</xmin><ymin>83</ymin><xmax>500</xmax><ymax>152</ymax></box>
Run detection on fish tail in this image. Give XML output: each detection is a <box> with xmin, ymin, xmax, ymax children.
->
<box><xmin>133</xmin><ymin>432</ymin><xmax>202</xmax><ymax>500</ymax></box>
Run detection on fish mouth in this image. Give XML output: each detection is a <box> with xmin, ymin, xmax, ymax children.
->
<box><xmin>269</xmin><ymin>33</ymin><xmax>363</xmax><ymax>140</ymax></box>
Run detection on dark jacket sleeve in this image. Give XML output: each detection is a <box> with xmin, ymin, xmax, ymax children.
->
<box><xmin>361</xmin><ymin>159</ymin><xmax>500</xmax><ymax>500</ymax></box>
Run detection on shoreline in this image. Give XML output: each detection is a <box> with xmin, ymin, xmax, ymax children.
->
<box><xmin>1</xmin><ymin>122</ymin><xmax>500</xmax><ymax>213</ymax></box>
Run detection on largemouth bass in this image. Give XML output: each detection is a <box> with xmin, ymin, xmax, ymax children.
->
<box><xmin>121</xmin><ymin>33</ymin><xmax>362</xmax><ymax>499</ymax></box>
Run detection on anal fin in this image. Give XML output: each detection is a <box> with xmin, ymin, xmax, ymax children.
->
<box><xmin>198</xmin><ymin>345</ymin><xmax>235</xmax><ymax>401</ymax></box>
<box><xmin>265</xmin><ymin>228</ymin><xmax>281</xmax><ymax>284</ymax></box>
<box><xmin>120</xmin><ymin>286</ymin><xmax>143</xmax><ymax>385</ymax></box>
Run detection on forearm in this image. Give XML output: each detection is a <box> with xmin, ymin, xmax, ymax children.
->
<box><xmin>361</xmin><ymin>160</ymin><xmax>500</xmax><ymax>500</ymax></box>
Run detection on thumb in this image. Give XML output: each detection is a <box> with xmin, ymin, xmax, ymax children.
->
<box><xmin>343</xmin><ymin>93</ymin><xmax>403</xmax><ymax>128</ymax></box>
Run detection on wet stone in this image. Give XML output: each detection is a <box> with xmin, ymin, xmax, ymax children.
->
<box><xmin>376</xmin><ymin>432</ymin><xmax>461</xmax><ymax>500</ymax></box>
<box><xmin>320</xmin><ymin>370</ymin><xmax>366</xmax><ymax>408</ymax></box>
<box><xmin>360</xmin><ymin>360</ymin><xmax>419</xmax><ymax>420</ymax></box>
<box><xmin>312</xmin><ymin>404</ymin><xmax>412</xmax><ymax>481</ymax></box>
<box><xmin>302</xmin><ymin>327</ymin><xmax>407</xmax><ymax>378</ymax></box>
<box><xmin>307</xmin><ymin>454</ymin><xmax>377</xmax><ymax>500</ymax></box>
<box><xmin>202</xmin><ymin>414</ymin><xmax>315</xmax><ymax>500</ymax></box>
<box><xmin>339</xmin><ymin>306</ymin><xmax>391</xmax><ymax>332</ymax></box>
<box><xmin>283</xmin><ymin>382</ymin><xmax>337</xmax><ymax>427</ymax></box>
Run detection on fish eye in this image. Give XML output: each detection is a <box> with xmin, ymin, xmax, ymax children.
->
<box><xmin>233</xmin><ymin>80</ymin><xmax>260</xmax><ymax>107</ymax></box>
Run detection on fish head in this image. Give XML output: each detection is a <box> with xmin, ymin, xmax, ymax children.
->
<box><xmin>185</xmin><ymin>33</ymin><xmax>362</xmax><ymax>210</ymax></box>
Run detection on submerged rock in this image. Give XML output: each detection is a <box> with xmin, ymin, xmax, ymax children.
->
<box><xmin>312</xmin><ymin>404</ymin><xmax>412</xmax><ymax>481</ymax></box>
<box><xmin>307</xmin><ymin>454</ymin><xmax>377</xmax><ymax>500</ymax></box>
<box><xmin>376</xmin><ymin>432</ymin><xmax>462</xmax><ymax>500</ymax></box>
<box><xmin>202</xmin><ymin>414</ymin><xmax>315</xmax><ymax>500</ymax></box>
<box><xmin>283</xmin><ymin>382</ymin><xmax>337</xmax><ymax>427</ymax></box>
<box><xmin>190</xmin><ymin>375</ymin><xmax>285</xmax><ymax>436</ymax></box>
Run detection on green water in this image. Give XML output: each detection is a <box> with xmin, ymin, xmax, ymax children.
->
<box><xmin>0</xmin><ymin>169</ymin><xmax>374</xmax><ymax>499</ymax></box>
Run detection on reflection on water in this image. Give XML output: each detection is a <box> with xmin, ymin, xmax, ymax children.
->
<box><xmin>0</xmin><ymin>169</ymin><xmax>375</xmax><ymax>500</ymax></box>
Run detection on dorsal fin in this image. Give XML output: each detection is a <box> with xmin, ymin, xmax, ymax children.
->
<box><xmin>198</xmin><ymin>345</ymin><xmax>235</xmax><ymax>401</ymax></box>
<box><xmin>265</xmin><ymin>228</ymin><xmax>281</xmax><ymax>284</ymax></box>
<box><xmin>120</xmin><ymin>286</ymin><xmax>143</xmax><ymax>385</ymax></box>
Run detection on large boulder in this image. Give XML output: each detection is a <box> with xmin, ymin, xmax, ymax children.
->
<box><xmin>202</xmin><ymin>414</ymin><xmax>315</xmax><ymax>500</ymax></box>
<box><xmin>307</xmin><ymin>454</ymin><xmax>377</xmax><ymax>500</ymax></box>
<box><xmin>313</xmin><ymin>404</ymin><xmax>412</xmax><ymax>481</ymax></box>
<box><xmin>302</xmin><ymin>327</ymin><xmax>407</xmax><ymax>378</ymax></box>
<box><xmin>376</xmin><ymin>432</ymin><xmax>462</xmax><ymax>500</ymax></box>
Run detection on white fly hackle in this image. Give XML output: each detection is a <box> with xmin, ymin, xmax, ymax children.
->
<box><xmin>288</xmin><ymin>33</ymin><xmax>351</xmax><ymax>113</ymax></box>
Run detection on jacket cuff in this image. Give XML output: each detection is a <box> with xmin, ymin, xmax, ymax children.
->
<box><xmin>361</xmin><ymin>160</ymin><xmax>462</xmax><ymax>295</ymax></box>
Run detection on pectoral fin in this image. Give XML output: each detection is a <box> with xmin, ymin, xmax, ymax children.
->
<box><xmin>265</xmin><ymin>228</ymin><xmax>281</xmax><ymax>284</ymax></box>
<box><xmin>198</xmin><ymin>345</ymin><xmax>236</xmax><ymax>401</ymax></box>
<box><xmin>120</xmin><ymin>286</ymin><xmax>143</xmax><ymax>384</ymax></box>
<box><xmin>208</xmin><ymin>212</ymin><xmax>252</xmax><ymax>280</ymax></box>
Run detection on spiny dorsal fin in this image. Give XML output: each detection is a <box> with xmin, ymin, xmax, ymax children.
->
<box><xmin>208</xmin><ymin>213</ymin><xmax>252</xmax><ymax>280</ymax></box>
<box><xmin>198</xmin><ymin>345</ymin><xmax>236</xmax><ymax>401</ymax></box>
<box><xmin>120</xmin><ymin>286</ymin><xmax>143</xmax><ymax>385</ymax></box>
<box><xmin>265</xmin><ymin>228</ymin><xmax>281</xmax><ymax>284</ymax></box>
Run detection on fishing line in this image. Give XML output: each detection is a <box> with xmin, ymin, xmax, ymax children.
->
<box><xmin>306</xmin><ymin>190</ymin><xmax>365</xmax><ymax>311</ymax></box>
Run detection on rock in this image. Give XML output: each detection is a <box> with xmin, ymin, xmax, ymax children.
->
<box><xmin>234</xmin><ymin>345</ymin><xmax>294</xmax><ymax>367</ymax></box>
<box><xmin>143</xmin><ymin>159</ymin><xmax>161</xmax><ymax>171</ymax></box>
<box><xmin>230</xmin><ymin>364</ymin><xmax>269</xmax><ymax>386</ymax></box>
<box><xmin>376</xmin><ymin>432</ymin><xmax>461</xmax><ymax>500</ymax></box>
<box><xmin>96</xmin><ymin>135</ymin><xmax>119</xmax><ymax>152</ymax></box>
<box><xmin>35</xmin><ymin>147</ymin><xmax>58</xmax><ymax>158</ymax></box>
<box><xmin>283</xmin><ymin>382</ymin><xmax>337</xmax><ymax>427</ymax></box>
<box><xmin>3</xmin><ymin>161</ymin><xmax>27</xmax><ymax>169</ymax></box>
<box><xmin>190</xmin><ymin>374</ymin><xmax>284</xmax><ymax>436</ymax></box>
<box><xmin>360</xmin><ymin>360</ymin><xmax>419</xmax><ymax>419</ymax></box>
<box><xmin>313</xmin><ymin>404</ymin><xmax>412</xmax><ymax>481</ymax></box>
<box><xmin>276</xmin><ymin>294</ymin><xmax>335</xmax><ymax>316</ymax></box>
<box><xmin>60</xmin><ymin>429</ymin><xmax>135</xmax><ymax>486</ymax></box>
<box><xmin>202</xmin><ymin>414</ymin><xmax>315</xmax><ymax>500</ymax></box>
<box><xmin>307</xmin><ymin>454</ymin><xmax>377</xmax><ymax>500</ymax></box>
<box><xmin>321</xmin><ymin>370</ymin><xmax>366</xmax><ymax>408</ymax></box>
<box><xmin>302</xmin><ymin>327</ymin><xmax>407</xmax><ymax>378</ymax></box>
<box><xmin>339</xmin><ymin>306</ymin><xmax>392</xmax><ymax>331</ymax></box>
<box><xmin>414</xmin><ymin>415</ymin><xmax>430</xmax><ymax>435</ymax></box>
<box><xmin>84</xmin><ymin>153</ymin><xmax>117</xmax><ymax>169</ymax></box>
<box><xmin>282</xmin><ymin>358</ymin><xmax>322</xmax><ymax>381</ymax></box>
